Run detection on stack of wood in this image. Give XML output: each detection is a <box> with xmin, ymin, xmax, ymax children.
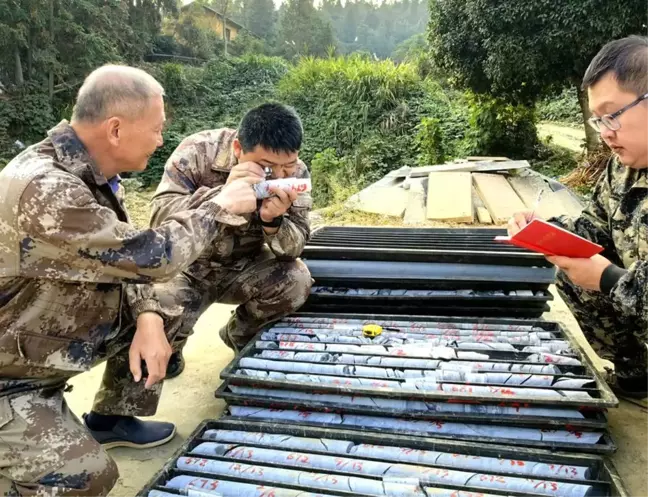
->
<box><xmin>345</xmin><ymin>157</ymin><xmax>584</xmax><ymax>225</ymax></box>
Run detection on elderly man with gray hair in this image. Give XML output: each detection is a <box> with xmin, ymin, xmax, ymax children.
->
<box><xmin>0</xmin><ymin>65</ymin><xmax>259</xmax><ymax>495</ymax></box>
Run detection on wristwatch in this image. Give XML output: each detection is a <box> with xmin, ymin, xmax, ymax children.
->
<box><xmin>258</xmin><ymin>214</ymin><xmax>283</xmax><ymax>228</ymax></box>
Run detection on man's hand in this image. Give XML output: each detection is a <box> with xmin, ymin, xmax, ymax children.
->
<box><xmin>215</xmin><ymin>178</ymin><xmax>260</xmax><ymax>215</ymax></box>
<box><xmin>546</xmin><ymin>254</ymin><xmax>612</xmax><ymax>291</ymax></box>
<box><xmin>129</xmin><ymin>312</ymin><xmax>172</xmax><ymax>389</ymax></box>
<box><xmin>508</xmin><ymin>210</ymin><xmax>542</xmax><ymax>236</ymax></box>
<box><xmin>260</xmin><ymin>186</ymin><xmax>297</xmax><ymax>223</ymax></box>
<box><xmin>226</xmin><ymin>162</ymin><xmax>265</xmax><ymax>184</ymax></box>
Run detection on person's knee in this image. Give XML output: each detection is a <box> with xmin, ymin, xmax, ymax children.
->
<box><xmin>48</xmin><ymin>450</ymin><xmax>118</xmax><ymax>496</ymax></box>
<box><xmin>88</xmin><ymin>449</ymin><xmax>119</xmax><ymax>495</ymax></box>
<box><xmin>12</xmin><ymin>449</ymin><xmax>119</xmax><ymax>497</ymax></box>
<box><xmin>282</xmin><ymin>259</ymin><xmax>313</xmax><ymax>309</ymax></box>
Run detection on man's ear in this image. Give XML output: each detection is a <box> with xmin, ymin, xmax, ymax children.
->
<box><xmin>233</xmin><ymin>138</ymin><xmax>242</xmax><ymax>159</ymax></box>
<box><xmin>106</xmin><ymin>117</ymin><xmax>121</xmax><ymax>147</ymax></box>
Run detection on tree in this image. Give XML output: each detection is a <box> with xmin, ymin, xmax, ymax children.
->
<box><xmin>277</xmin><ymin>0</ymin><xmax>335</xmax><ymax>58</ymax></box>
<box><xmin>428</xmin><ymin>0</ymin><xmax>648</xmax><ymax>153</ymax></box>
<box><xmin>126</xmin><ymin>0</ymin><xmax>179</xmax><ymax>54</ymax></box>
<box><xmin>242</xmin><ymin>0</ymin><xmax>276</xmax><ymax>40</ymax></box>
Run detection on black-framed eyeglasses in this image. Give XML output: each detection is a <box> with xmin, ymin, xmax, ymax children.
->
<box><xmin>588</xmin><ymin>93</ymin><xmax>648</xmax><ymax>132</ymax></box>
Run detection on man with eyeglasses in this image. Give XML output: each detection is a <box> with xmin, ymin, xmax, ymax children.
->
<box><xmin>509</xmin><ymin>35</ymin><xmax>648</xmax><ymax>398</ymax></box>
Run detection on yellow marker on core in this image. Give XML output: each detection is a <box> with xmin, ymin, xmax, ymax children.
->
<box><xmin>362</xmin><ymin>324</ymin><xmax>383</xmax><ymax>338</ymax></box>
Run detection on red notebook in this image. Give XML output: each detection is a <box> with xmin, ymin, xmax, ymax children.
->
<box><xmin>494</xmin><ymin>219</ymin><xmax>604</xmax><ymax>258</ymax></box>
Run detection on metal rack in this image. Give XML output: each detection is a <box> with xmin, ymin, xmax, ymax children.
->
<box><xmin>137</xmin><ymin>418</ymin><xmax>628</xmax><ymax>497</ymax></box>
<box><xmin>300</xmin><ymin>226</ymin><xmax>556</xmax><ymax>317</ymax></box>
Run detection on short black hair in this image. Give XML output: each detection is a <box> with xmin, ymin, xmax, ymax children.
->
<box><xmin>582</xmin><ymin>36</ymin><xmax>648</xmax><ymax>95</ymax></box>
<box><xmin>237</xmin><ymin>102</ymin><xmax>303</xmax><ymax>154</ymax></box>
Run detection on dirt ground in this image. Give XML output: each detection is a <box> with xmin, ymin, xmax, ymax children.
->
<box><xmin>64</xmin><ymin>290</ymin><xmax>647</xmax><ymax>497</ymax></box>
<box><xmin>537</xmin><ymin>123</ymin><xmax>586</xmax><ymax>153</ymax></box>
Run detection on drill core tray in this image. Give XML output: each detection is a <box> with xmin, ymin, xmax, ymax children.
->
<box><xmin>137</xmin><ymin>418</ymin><xmax>628</xmax><ymax>497</ymax></box>
<box><xmin>218</xmin><ymin>312</ymin><xmax>617</xmax><ymax>453</ymax></box>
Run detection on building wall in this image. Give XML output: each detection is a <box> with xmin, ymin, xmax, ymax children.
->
<box><xmin>186</xmin><ymin>3</ymin><xmax>240</xmax><ymax>41</ymax></box>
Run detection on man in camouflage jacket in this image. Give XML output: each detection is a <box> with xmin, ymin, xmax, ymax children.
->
<box><xmin>0</xmin><ymin>66</ymin><xmax>259</xmax><ymax>496</ymax></box>
<box><xmin>510</xmin><ymin>36</ymin><xmax>648</xmax><ymax>396</ymax></box>
<box><xmin>150</xmin><ymin>103</ymin><xmax>313</xmax><ymax>377</ymax></box>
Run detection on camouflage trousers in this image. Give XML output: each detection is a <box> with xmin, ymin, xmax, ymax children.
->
<box><xmin>155</xmin><ymin>248</ymin><xmax>313</xmax><ymax>353</ymax></box>
<box><xmin>0</xmin><ymin>306</ymin><xmax>184</xmax><ymax>496</ymax></box>
<box><xmin>556</xmin><ymin>271</ymin><xmax>647</xmax><ymax>379</ymax></box>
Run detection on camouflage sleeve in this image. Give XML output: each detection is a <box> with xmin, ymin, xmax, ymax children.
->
<box><xmin>18</xmin><ymin>170</ymin><xmax>247</xmax><ymax>285</ymax></box>
<box><xmin>264</xmin><ymin>165</ymin><xmax>312</xmax><ymax>259</ymax></box>
<box><xmin>549</xmin><ymin>167</ymin><xmax>615</xmax><ymax>256</ymax></box>
<box><xmin>607</xmin><ymin>262</ymin><xmax>648</xmax><ymax>332</ymax></box>
<box><xmin>149</xmin><ymin>139</ymin><xmax>224</xmax><ymax>228</ymax></box>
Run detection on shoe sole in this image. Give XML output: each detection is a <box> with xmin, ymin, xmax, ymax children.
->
<box><xmin>101</xmin><ymin>425</ymin><xmax>177</xmax><ymax>450</ymax></box>
<box><xmin>165</xmin><ymin>362</ymin><xmax>185</xmax><ymax>380</ymax></box>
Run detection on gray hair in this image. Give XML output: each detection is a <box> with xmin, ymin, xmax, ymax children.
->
<box><xmin>582</xmin><ymin>36</ymin><xmax>648</xmax><ymax>95</ymax></box>
<box><xmin>71</xmin><ymin>65</ymin><xmax>165</xmax><ymax>123</ymax></box>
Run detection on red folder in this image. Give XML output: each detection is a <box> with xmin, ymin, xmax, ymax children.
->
<box><xmin>494</xmin><ymin>219</ymin><xmax>604</xmax><ymax>258</ymax></box>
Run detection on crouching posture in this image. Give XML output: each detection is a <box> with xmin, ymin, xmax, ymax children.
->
<box><xmin>150</xmin><ymin>103</ymin><xmax>313</xmax><ymax>378</ymax></box>
<box><xmin>0</xmin><ymin>65</ymin><xmax>258</xmax><ymax>495</ymax></box>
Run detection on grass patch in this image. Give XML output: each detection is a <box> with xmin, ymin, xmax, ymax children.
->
<box><xmin>124</xmin><ymin>188</ymin><xmax>156</xmax><ymax>228</ymax></box>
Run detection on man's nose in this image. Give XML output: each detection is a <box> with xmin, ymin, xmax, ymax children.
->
<box><xmin>600</xmin><ymin>125</ymin><xmax>615</xmax><ymax>141</ymax></box>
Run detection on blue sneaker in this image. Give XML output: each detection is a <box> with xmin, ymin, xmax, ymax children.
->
<box><xmin>83</xmin><ymin>413</ymin><xmax>176</xmax><ymax>449</ymax></box>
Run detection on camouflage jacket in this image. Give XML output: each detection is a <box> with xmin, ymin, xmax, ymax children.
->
<box><xmin>150</xmin><ymin>128</ymin><xmax>312</xmax><ymax>271</ymax></box>
<box><xmin>0</xmin><ymin>121</ymin><xmax>247</xmax><ymax>391</ymax></box>
<box><xmin>551</xmin><ymin>157</ymin><xmax>648</xmax><ymax>332</ymax></box>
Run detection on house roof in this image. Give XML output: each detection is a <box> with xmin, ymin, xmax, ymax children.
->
<box><xmin>182</xmin><ymin>1</ymin><xmax>246</xmax><ymax>31</ymax></box>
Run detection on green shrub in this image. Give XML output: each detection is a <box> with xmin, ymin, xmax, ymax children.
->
<box><xmin>537</xmin><ymin>88</ymin><xmax>582</xmax><ymax>126</ymax></box>
<box><xmin>463</xmin><ymin>94</ymin><xmax>539</xmax><ymax>159</ymax></box>
<box><xmin>136</xmin><ymin>56</ymin><xmax>289</xmax><ymax>186</ymax></box>
<box><xmin>414</xmin><ymin>117</ymin><xmax>445</xmax><ymax>165</ymax></box>
<box><xmin>275</xmin><ymin>54</ymin><xmax>475</xmax><ymax>206</ymax></box>
<box><xmin>530</xmin><ymin>142</ymin><xmax>579</xmax><ymax>180</ymax></box>
<box><xmin>310</xmin><ymin>147</ymin><xmax>366</xmax><ymax>209</ymax></box>
<box><xmin>0</xmin><ymin>83</ymin><xmax>57</xmax><ymax>166</ymax></box>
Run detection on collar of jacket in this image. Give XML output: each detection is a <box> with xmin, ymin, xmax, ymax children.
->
<box><xmin>47</xmin><ymin>120</ymin><xmax>110</xmax><ymax>188</ymax></box>
<box><xmin>210</xmin><ymin>128</ymin><xmax>240</xmax><ymax>173</ymax></box>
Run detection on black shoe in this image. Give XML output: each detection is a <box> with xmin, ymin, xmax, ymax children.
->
<box><xmin>610</xmin><ymin>375</ymin><xmax>648</xmax><ymax>399</ymax></box>
<box><xmin>165</xmin><ymin>351</ymin><xmax>185</xmax><ymax>379</ymax></box>
<box><xmin>83</xmin><ymin>413</ymin><xmax>176</xmax><ymax>450</ymax></box>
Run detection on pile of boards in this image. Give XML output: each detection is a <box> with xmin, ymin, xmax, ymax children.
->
<box><xmin>346</xmin><ymin>157</ymin><xmax>584</xmax><ymax>225</ymax></box>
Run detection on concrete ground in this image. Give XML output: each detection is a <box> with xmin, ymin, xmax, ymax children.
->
<box><xmin>65</xmin><ymin>291</ymin><xmax>647</xmax><ymax>496</ymax></box>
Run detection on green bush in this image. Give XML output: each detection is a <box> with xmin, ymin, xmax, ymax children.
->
<box><xmin>537</xmin><ymin>88</ymin><xmax>582</xmax><ymax>126</ymax></box>
<box><xmin>278</xmin><ymin>54</ymin><xmax>469</xmax><ymax>205</ymax></box>
<box><xmin>530</xmin><ymin>142</ymin><xmax>579</xmax><ymax>179</ymax></box>
<box><xmin>136</xmin><ymin>56</ymin><xmax>289</xmax><ymax>186</ymax></box>
<box><xmin>311</xmin><ymin>147</ymin><xmax>367</xmax><ymax>208</ymax></box>
<box><xmin>0</xmin><ymin>83</ymin><xmax>57</xmax><ymax>167</ymax></box>
<box><xmin>414</xmin><ymin>117</ymin><xmax>445</xmax><ymax>165</ymax></box>
<box><xmin>463</xmin><ymin>94</ymin><xmax>539</xmax><ymax>159</ymax></box>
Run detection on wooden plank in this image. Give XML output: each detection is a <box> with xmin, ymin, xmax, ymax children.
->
<box><xmin>508</xmin><ymin>175</ymin><xmax>548</xmax><ymax>209</ymax></box>
<box><xmin>473</xmin><ymin>173</ymin><xmax>526</xmax><ymax>224</ymax></box>
<box><xmin>508</xmin><ymin>176</ymin><xmax>583</xmax><ymax>219</ymax></box>
<box><xmin>426</xmin><ymin>172</ymin><xmax>473</xmax><ymax>222</ymax></box>
<box><xmin>467</xmin><ymin>156</ymin><xmax>510</xmax><ymax>162</ymax></box>
<box><xmin>403</xmin><ymin>180</ymin><xmax>427</xmax><ymax>225</ymax></box>
<box><xmin>472</xmin><ymin>187</ymin><xmax>492</xmax><ymax>224</ymax></box>
<box><xmin>408</xmin><ymin>160</ymin><xmax>529</xmax><ymax>177</ymax></box>
<box><xmin>549</xmin><ymin>189</ymin><xmax>584</xmax><ymax>218</ymax></box>
<box><xmin>347</xmin><ymin>186</ymin><xmax>408</xmax><ymax>218</ymax></box>
<box><xmin>476</xmin><ymin>207</ymin><xmax>493</xmax><ymax>224</ymax></box>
